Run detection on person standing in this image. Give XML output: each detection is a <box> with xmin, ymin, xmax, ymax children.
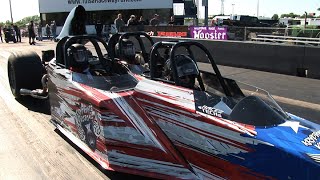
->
<box><xmin>51</xmin><ymin>21</ymin><xmax>57</xmax><ymax>41</ymax></box>
<box><xmin>13</xmin><ymin>24</ymin><xmax>21</xmax><ymax>42</ymax></box>
<box><xmin>168</xmin><ymin>16</ymin><xmax>175</xmax><ymax>26</ymax></box>
<box><xmin>0</xmin><ymin>26</ymin><xmax>3</xmax><ymax>43</ymax></box>
<box><xmin>138</xmin><ymin>16</ymin><xmax>148</xmax><ymax>25</ymax></box>
<box><xmin>28</xmin><ymin>21</ymin><xmax>36</xmax><ymax>45</ymax></box>
<box><xmin>95</xmin><ymin>20</ymin><xmax>103</xmax><ymax>37</ymax></box>
<box><xmin>37</xmin><ymin>23</ymin><xmax>43</xmax><ymax>41</ymax></box>
<box><xmin>46</xmin><ymin>24</ymin><xmax>51</xmax><ymax>39</ymax></box>
<box><xmin>150</xmin><ymin>14</ymin><xmax>160</xmax><ymax>26</ymax></box>
<box><xmin>114</xmin><ymin>13</ymin><xmax>125</xmax><ymax>32</ymax></box>
<box><xmin>127</xmin><ymin>15</ymin><xmax>138</xmax><ymax>26</ymax></box>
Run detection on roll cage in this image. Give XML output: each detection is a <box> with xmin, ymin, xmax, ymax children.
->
<box><xmin>149</xmin><ymin>41</ymin><xmax>232</xmax><ymax>97</ymax></box>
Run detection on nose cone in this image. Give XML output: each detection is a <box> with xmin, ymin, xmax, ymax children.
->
<box><xmin>256</xmin><ymin>116</ymin><xmax>320</xmax><ymax>163</ymax></box>
<box><xmin>56</xmin><ymin>5</ymin><xmax>87</xmax><ymax>40</ymax></box>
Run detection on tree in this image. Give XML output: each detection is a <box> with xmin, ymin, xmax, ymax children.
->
<box><xmin>0</xmin><ymin>15</ymin><xmax>39</xmax><ymax>28</ymax></box>
<box><xmin>280</xmin><ymin>13</ymin><xmax>300</xmax><ymax>18</ymax></box>
<box><xmin>318</xmin><ymin>8</ymin><xmax>320</xmax><ymax>11</ymax></box>
<box><xmin>271</xmin><ymin>14</ymin><xmax>279</xmax><ymax>20</ymax></box>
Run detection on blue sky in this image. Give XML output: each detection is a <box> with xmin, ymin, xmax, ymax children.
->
<box><xmin>0</xmin><ymin>0</ymin><xmax>319</xmax><ymax>22</ymax></box>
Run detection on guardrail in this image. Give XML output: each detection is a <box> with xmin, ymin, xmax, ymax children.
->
<box><xmin>251</xmin><ymin>35</ymin><xmax>320</xmax><ymax>46</ymax></box>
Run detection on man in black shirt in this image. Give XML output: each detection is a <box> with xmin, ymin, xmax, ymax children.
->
<box><xmin>13</xmin><ymin>24</ymin><xmax>21</xmax><ymax>42</ymax></box>
<box><xmin>95</xmin><ymin>20</ymin><xmax>103</xmax><ymax>37</ymax></box>
<box><xmin>150</xmin><ymin>14</ymin><xmax>160</xmax><ymax>26</ymax></box>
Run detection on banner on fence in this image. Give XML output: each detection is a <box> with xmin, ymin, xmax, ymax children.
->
<box><xmin>190</xmin><ymin>26</ymin><xmax>228</xmax><ymax>40</ymax></box>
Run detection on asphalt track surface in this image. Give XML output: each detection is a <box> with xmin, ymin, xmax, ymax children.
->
<box><xmin>0</xmin><ymin>38</ymin><xmax>318</xmax><ymax>179</ymax></box>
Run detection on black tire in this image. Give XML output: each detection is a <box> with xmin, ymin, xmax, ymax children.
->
<box><xmin>8</xmin><ymin>51</ymin><xmax>44</xmax><ymax>99</ymax></box>
<box><xmin>5</xmin><ymin>40</ymin><xmax>8</xmax><ymax>43</ymax></box>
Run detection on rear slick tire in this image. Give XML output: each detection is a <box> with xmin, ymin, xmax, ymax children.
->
<box><xmin>8</xmin><ymin>51</ymin><xmax>43</xmax><ymax>99</ymax></box>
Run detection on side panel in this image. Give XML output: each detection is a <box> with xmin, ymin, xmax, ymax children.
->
<box><xmin>47</xmin><ymin>66</ymin><xmax>197</xmax><ymax>179</ymax></box>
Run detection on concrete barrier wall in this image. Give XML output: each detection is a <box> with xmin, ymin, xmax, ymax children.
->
<box><xmin>142</xmin><ymin>37</ymin><xmax>320</xmax><ymax>79</ymax></box>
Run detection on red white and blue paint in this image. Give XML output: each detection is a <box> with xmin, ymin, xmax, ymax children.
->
<box><xmin>47</xmin><ymin>67</ymin><xmax>320</xmax><ymax>180</ymax></box>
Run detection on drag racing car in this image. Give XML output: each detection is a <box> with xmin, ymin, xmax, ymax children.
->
<box><xmin>7</xmin><ymin>5</ymin><xmax>320</xmax><ymax>180</ymax></box>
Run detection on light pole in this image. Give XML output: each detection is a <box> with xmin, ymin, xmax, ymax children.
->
<box><xmin>257</xmin><ymin>0</ymin><xmax>260</xmax><ymax>17</ymax></box>
<box><xmin>232</xmin><ymin>4</ymin><xmax>235</xmax><ymax>17</ymax></box>
<box><xmin>9</xmin><ymin>0</ymin><xmax>13</xmax><ymax>23</ymax></box>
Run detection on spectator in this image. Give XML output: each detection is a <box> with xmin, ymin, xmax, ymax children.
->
<box><xmin>138</xmin><ymin>16</ymin><xmax>148</xmax><ymax>25</ymax></box>
<box><xmin>46</xmin><ymin>24</ymin><xmax>51</xmax><ymax>39</ymax></box>
<box><xmin>127</xmin><ymin>15</ymin><xmax>138</xmax><ymax>26</ymax></box>
<box><xmin>13</xmin><ymin>24</ymin><xmax>21</xmax><ymax>42</ymax></box>
<box><xmin>103</xmin><ymin>24</ymin><xmax>110</xmax><ymax>41</ymax></box>
<box><xmin>50</xmin><ymin>21</ymin><xmax>57</xmax><ymax>41</ymax></box>
<box><xmin>28</xmin><ymin>21</ymin><xmax>36</xmax><ymax>45</ymax></box>
<box><xmin>114</xmin><ymin>13</ymin><xmax>125</xmax><ymax>32</ymax></box>
<box><xmin>37</xmin><ymin>23</ymin><xmax>43</xmax><ymax>41</ymax></box>
<box><xmin>168</xmin><ymin>16</ymin><xmax>175</xmax><ymax>26</ymax></box>
<box><xmin>210</xmin><ymin>19</ymin><xmax>216</xmax><ymax>26</ymax></box>
<box><xmin>150</xmin><ymin>14</ymin><xmax>160</xmax><ymax>26</ymax></box>
<box><xmin>95</xmin><ymin>20</ymin><xmax>103</xmax><ymax>37</ymax></box>
<box><xmin>0</xmin><ymin>26</ymin><xmax>3</xmax><ymax>43</ymax></box>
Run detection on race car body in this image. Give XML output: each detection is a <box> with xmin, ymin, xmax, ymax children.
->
<box><xmin>46</xmin><ymin>60</ymin><xmax>320</xmax><ymax>179</ymax></box>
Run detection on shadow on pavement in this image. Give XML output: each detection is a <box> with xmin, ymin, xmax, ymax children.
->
<box><xmin>17</xmin><ymin>96</ymin><xmax>51</xmax><ymax>115</ymax></box>
<box><xmin>54</xmin><ymin>129</ymin><xmax>156</xmax><ymax>180</ymax></box>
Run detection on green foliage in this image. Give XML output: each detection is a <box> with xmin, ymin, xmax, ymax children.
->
<box><xmin>271</xmin><ymin>14</ymin><xmax>279</xmax><ymax>20</ymax></box>
<box><xmin>0</xmin><ymin>15</ymin><xmax>39</xmax><ymax>28</ymax></box>
<box><xmin>280</xmin><ymin>13</ymin><xmax>300</xmax><ymax>18</ymax></box>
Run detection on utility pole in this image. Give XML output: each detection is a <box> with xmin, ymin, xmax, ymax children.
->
<box><xmin>232</xmin><ymin>4</ymin><xmax>235</xmax><ymax>17</ymax></box>
<box><xmin>203</xmin><ymin>0</ymin><xmax>208</xmax><ymax>26</ymax></box>
<box><xmin>257</xmin><ymin>0</ymin><xmax>260</xmax><ymax>17</ymax></box>
<box><xmin>221</xmin><ymin>0</ymin><xmax>225</xmax><ymax>15</ymax></box>
<box><xmin>9</xmin><ymin>0</ymin><xmax>14</xmax><ymax>23</ymax></box>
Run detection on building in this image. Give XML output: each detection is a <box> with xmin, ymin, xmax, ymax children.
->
<box><xmin>39</xmin><ymin>0</ymin><xmax>198</xmax><ymax>34</ymax></box>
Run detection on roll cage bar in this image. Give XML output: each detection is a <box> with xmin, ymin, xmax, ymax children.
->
<box><xmin>107</xmin><ymin>32</ymin><xmax>154</xmax><ymax>62</ymax></box>
<box><xmin>150</xmin><ymin>41</ymin><xmax>232</xmax><ymax>97</ymax></box>
<box><xmin>56</xmin><ymin>35</ymin><xmax>108</xmax><ymax>68</ymax></box>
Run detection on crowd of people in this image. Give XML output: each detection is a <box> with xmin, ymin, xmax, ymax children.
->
<box><xmin>113</xmin><ymin>13</ymin><xmax>176</xmax><ymax>32</ymax></box>
<box><xmin>0</xmin><ymin>20</ymin><xmax>57</xmax><ymax>45</ymax></box>
<box><xmin>0</xmin><ymin>13</ymin><xmax>176</xmax><ymax>44</ymax></box>
<box><xmin>0</xmin><ymin>24</ymin><xmax>21</xmax><ymax>43</ymax></box>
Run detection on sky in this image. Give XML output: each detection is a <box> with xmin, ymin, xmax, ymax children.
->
<box><xmin>0</xmin><ymin>0</ymin><xmax>319</xmax><ymax>22</ymax></box>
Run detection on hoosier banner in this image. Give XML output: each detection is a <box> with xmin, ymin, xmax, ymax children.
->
<box><xmin>190</xmin><ymin>26</ymin><xmax>228</xmax><ymax>40</ymax></box>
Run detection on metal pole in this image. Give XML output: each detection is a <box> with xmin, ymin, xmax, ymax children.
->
<box><xmin>232</xmin><ymin>4</ymin><xmax>235</xmax><ymax>17</ymax></box>
<box><xmin>202</xmin><ymin>0</ymin><xmax>208</xmax><ymax>26</ymax></box>
<box><xmin>9</xmin><ymin>0</ymin><xmax>13</xmax><ymax>23</ymax></box>
<box><xmin>204</xmin><ymin>1</ymin><xmax>208</xmax><ymax>26</ymax></box>
<box><xmin>257</xmin><ymin>0</ymin><xmax>259</xmax><ymax>17</ymax></box>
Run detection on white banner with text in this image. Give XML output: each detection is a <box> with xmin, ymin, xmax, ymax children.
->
<box><xmin>39</xmin><ymin>0</ymin><xmax>173</xmax><ymax>13</ymax></box>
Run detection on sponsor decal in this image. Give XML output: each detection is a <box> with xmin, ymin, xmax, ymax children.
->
<box><xmin>198</xmin><ymin>105</ymin><xmax>223</xmax><ymax>118</ymax></box>
<box><xmin>157</xmin><ymin>31</ymin><xmax>188</xmax><ymax>37</ymax></box>
<box><xmin>145</xmin><ymin>31</ymin><xmax>188</xmax><ymax>37</ymax></box>
<box><xmin>75</xmin><ymin>103</ymin><xmax>102</xmax><ymax>137</ymax></box>
<box><xmin>302</xmin><ymin>130</ymin><xmax>320</xmax><ymax>150</ymax></box>
<box><xmin>190</xmin><ymin>26</ymin><xmax>227</xmax><ymax>40</ymax></box>
<box><xmin>307</xmin><ymin>153</ymin><xmax>320</xmax><ymax>163</ymax></box>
